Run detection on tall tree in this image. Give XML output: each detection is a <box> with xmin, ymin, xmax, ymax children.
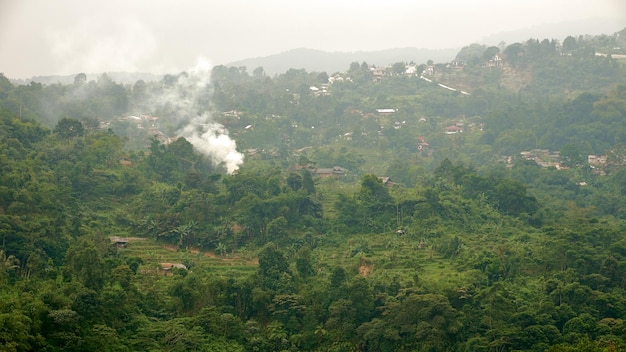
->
<box><xmin>258</xmin><ymin>243</ymin><xmax>290</xmax><ymax>290</ymax></box>
<box><xmin>64</xmin><ymin>239</ymin><xmax>105</xmax><ymax>290</ymax></box>
<box><xmin>54</xmin><ymin>118</ymin><xmax>84</xmax><ymax>140</ymax></box>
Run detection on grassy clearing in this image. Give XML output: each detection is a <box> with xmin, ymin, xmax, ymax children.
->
<box><xmin>309</xmin><ymin>230</ymin><xmax>476</xmax><ymax>293</ymax></box>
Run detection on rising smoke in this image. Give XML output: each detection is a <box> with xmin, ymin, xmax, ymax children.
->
<box><xmin>147</xmin><ymin>58</ymin><xmax>244</xmax><ymax>174</ymax></box>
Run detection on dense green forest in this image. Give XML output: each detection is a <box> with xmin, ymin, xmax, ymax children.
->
<box><xmin>2</xmin><ymin>29</ymin><xmax>626</xmax><ymax>351</ymax></box>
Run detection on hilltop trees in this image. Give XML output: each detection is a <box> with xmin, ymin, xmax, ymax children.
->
<box><xmin>456</xmin><ymin>43</ymin><xmax>488</xmax><ymax>65</ymax></box>
<box><xmin>347</xmin><ymin>61</ymin><xmax>374</xmax><ymax>84</ymax></box>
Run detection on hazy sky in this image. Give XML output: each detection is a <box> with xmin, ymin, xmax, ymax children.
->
<box><xmin>1</xmin><ymin>0</ymin><xmax>625</xmax><ymax>78</ymax></box>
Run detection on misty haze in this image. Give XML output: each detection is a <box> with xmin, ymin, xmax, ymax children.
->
<box><xmin>1</xmin><ymin>1</ymin><xmax>626</xmax><ymax>351</ymax></box>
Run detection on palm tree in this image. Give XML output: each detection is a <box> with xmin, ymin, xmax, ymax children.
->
<box><xmin>216</xmin><ymin>242</ymin><xmax>227</xmax><ymax>257</ymax></box>
<box><xmin>144</xmin><ymin>219</ymin><xmax>162</xmax><ymax>238</ymax></box>
<box><xmin>0</xmin><ymin>250</ymin><xmax>20</xmax><ymax>282</ymax></box>
<box><xmin>217</xmin><ymin>216</ymin><xmax>232</xmax><ymax>239</ymax></box>
<box><xmin>267</xmin><ymin>321</ymin><xmax>288</xmax><ymax>350</ymax></box>
<box><xmin>314</xmin><ymin>324</ymin><xmax>326</xmax><ymax>347</ymax></box>
<box><xmin>173</xmin><ymin>220</ymin><xmax>197</xmax><ymax>249</ymax></box>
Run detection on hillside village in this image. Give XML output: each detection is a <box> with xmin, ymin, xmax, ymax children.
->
<box><xmin>108</xmin><ymin>44</ymin><xmax>625</xmax><ymax>183</ymax></box>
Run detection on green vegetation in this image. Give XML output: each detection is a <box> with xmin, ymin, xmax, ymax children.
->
<box><xmin>1</xmin><ymin>28</ymin><xmax>626</xmax><ymax>351</ymax></box>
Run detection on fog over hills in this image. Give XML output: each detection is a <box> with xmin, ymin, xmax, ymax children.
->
<box><xmin>7</xmin><ymin>48</ymin><xmax>460</xmax><ymax>84</ymax></box>
<box><xmin>479</xmin><ymin>17</ymin><xmax>626</xmax><ymax>46</ymax></box>
<box><xmin>226</xmin><ymin>47</ymin><xmax>460</xmax><ymax>76</ymax></box>
<box><xmin>9</xmin><ymin>17</ymin><xmax>624</xmax><ymax>84</ymax></box>
<box><xmin>9</xmin><ymin>72</ymin><xmax>164</xmax><ymax>86</ymax></box>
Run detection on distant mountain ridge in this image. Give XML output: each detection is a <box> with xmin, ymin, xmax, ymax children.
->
<box><xmin>227</xmin><ymin>18</ymin><xmax>626</xmax><ymax>76</ymax></box>
<box><xmin>226</xmin><ymin>47</ymin><xmax>460</xmax><ymax>76</ymax></box>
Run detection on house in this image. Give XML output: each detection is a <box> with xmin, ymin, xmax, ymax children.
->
<box><xmin>110</xmin><ymin>236</ymin><xmax>130</xmax><ymax>248</ymax></box>
<box><xmin>520</xmin><ymin>149</ymin><xmax>563</xmax><ymax>169</ymax></box>
<box><xmin>376</xmin><ymin>108</ymin><xmax>397</xmax><ymax>114</ymax></box>
<box><xmin>109</xmin><ymin>236</ymin><xmax>146</xmax><ymax>248</ymax></box>
<box><xmin>378</xmin><ymin>176</ymin><xmax>397</xmax><ymax>187</ymax></box>
<box><xmin>521</xmin><ymin>149</ymin><xmax>552</xmax><ymax>162</ymax></box>
<box><xmin>329</xmin><ymin>73</ymin><xmax>351</xmax><ymax>84</ymax></box>
<box><xmin>371</xmin><ymin>66</ymin><xmax>388</xmax><ymax>82</ymax></box>
<box><xmin>416</xmin><ymin>136</ymin><xmax>429</xmax><ymax>151</ymax></box>
<box><xmin>445</xmin><ymin>125</ymin><xmax>463</xmax><ymax>134</ymax></box>
<box><xmin>378</xmin><ymin>176</ymin><xmax>391</xmax><ymax>185</ymax></box>
<box><xmin>588</xmin><ymin>155</ymin><xmax>607</xmax><ymax>166</ymax></box>
<box><xmin>222</xmin><ymin>110</ymin><xmax>242</xmax><ymax>118</ymax></box>
<box><xmin>313</xmin><ymin>166</ymin><xmax>345</xmax><ymax>178</ymax></box>
<box><xmin>320</xmin><ymin>84</ymin><xmax>331</xmax><ymax>96</ymax></box>
<box><xmin>160</xmin><ymin>263</ymin><xmax>188</xmax><ymax>276</ymax></box>
<box><xmin>309</xmin><ymin>85</ymin><xmax>330</xmax><ymax>97</ymax></box>
<box><xmin>422</xmin><ymin>65</ymin><xmax>435</xmax><ymax>76</ymax></box>
<box><xmin>488</xmin><ymin>53</ymin><xmax>504</xmax><ymax>68</ymax></box>
<box><xmin>160</xmin><ymin>263</ymin><xmax>187</xmax><ymax>270</ymax></box>
<box><xmin>451</xmin><ymin>60</ymin><xmax>465</xmax><ymax>68</ymax></box>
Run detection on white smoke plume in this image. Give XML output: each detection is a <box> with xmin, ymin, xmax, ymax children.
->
<box><xmin>148</xmin><ymin>58</ymin><xmax>244</xmax><ymax>174</ymax></box>
<box><xmin>181</xmin><ymin>121</ymin><xmax>244</xmax><ymax>175</ymax></box>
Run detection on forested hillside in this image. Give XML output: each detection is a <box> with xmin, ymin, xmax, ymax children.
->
<box><xmin>1</xmin><ymin>29</ymin><xmax>626</xmax><ymax>351</ymax></box>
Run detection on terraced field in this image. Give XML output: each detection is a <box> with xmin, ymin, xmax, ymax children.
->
<box><xmin>109</xmin><ymin>232</ymin><xmax>469</xmax><ymax>296</ymax></box>
<box><xmin>110</xmin><ymin>237</ymin><xmax>258</xmax><ymax>276</ymax></box>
